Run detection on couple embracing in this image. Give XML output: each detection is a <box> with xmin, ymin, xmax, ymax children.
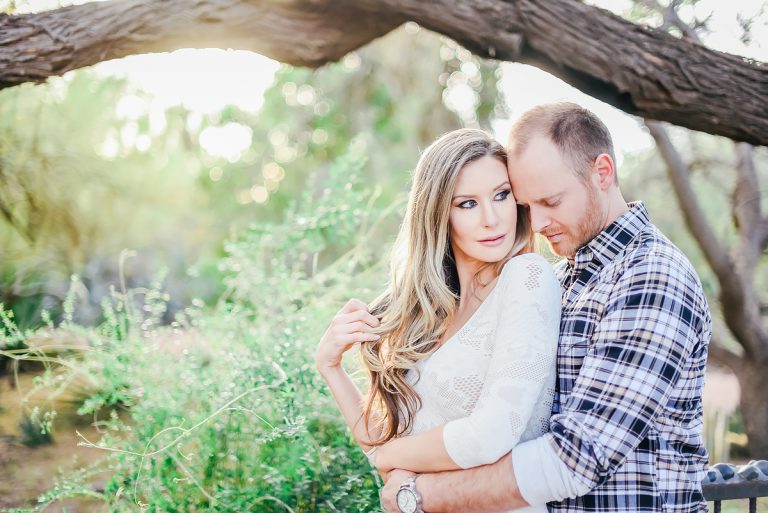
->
<box><xmin>315</xmin><ymin>102</ymin><xmax>711</xmax><ymax>513</ymax></box>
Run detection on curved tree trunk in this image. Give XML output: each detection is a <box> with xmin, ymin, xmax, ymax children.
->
<box><xmin>737</xmin><ymin>364</ymin><xmax>768</xmax><ymax>458</ymax></box>
<box><xmin>1</xmin><ymin>0</ymin><xmax>767</xmax><ymax>145</ymax></box>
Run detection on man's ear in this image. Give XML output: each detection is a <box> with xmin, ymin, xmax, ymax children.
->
<box><xmin>592</xmin><ymin>153</ymin><xmax>616</xmax><ymax>190</ymax></box>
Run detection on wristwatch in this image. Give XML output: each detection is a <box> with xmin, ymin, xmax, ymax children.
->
<box><xmin>396</xmin><ymin>475</ymin><xmax>424</xmax><ymax>513</ymax></box>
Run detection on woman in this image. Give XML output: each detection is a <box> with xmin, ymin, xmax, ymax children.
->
<box><xmin>315</xmin><ymin>128</ymin><xmax>561</xmax><ymax>513</ymax></box>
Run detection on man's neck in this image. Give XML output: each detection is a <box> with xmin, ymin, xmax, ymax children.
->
<box><xmin>601</xmin><ymin>189</ymin><xmax>629</xmax><ymax>231</ymax></box>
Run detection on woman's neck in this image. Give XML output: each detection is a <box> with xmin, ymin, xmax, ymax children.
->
<box><xmin>454</xmin><ymin>252</ymin><xmax>496</xmax><ymax>308</ymax></box>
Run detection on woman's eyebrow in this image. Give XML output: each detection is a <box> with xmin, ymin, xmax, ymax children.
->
<box><xmin>453</xmin><ymin>181</ymin><xmax>510</xmax><ymax>200</ymax></box>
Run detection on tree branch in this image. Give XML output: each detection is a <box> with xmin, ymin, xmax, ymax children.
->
<box><xmin>732</xmin><ymin>143</ymin><xmax>763</xmax><ymax>269</ymax></box>
<box><xmin>646</xmin><ymin>120</ymin><xmax>733</xmax><ymax>277</ymax></box>
<box><xmin>707</xmin><ymin>339</ymin><xmax>743</xmax><ymax>374</ymax></box>
<box><xmin>0</xmin><ymin>0</ymin><xmax>406</xmax><ymax>81</ymax></box>
<box><xmin>635</xmin><ymin>0</ymin><xmax>701</xmax><ymax>41</ymax></box>
<box><xmin>648</xmin><ymin>0</ymin><xmax>764</xmax><ymax>273</ymax></box>
<box><xmin>647</xmin><ymin>120</ymin><xmax>766</xmax><ymax>359</ymax></box>
<box><xmin>1</xmin><ymin>0</ymin><xmax>767</xmax><ymax>144</ymax></box>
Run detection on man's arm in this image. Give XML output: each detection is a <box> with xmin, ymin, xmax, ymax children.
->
<box><xmin>542</xmin><ymin>252</ymin><xmax>709</xmax><ymax>490</ymax></box>
<box><xmin>381</xmin><ymin>454</ymin><xmax>529</xmax><ymax>513</ymax></box>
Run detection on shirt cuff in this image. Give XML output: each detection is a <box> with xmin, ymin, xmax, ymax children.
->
<box><xmin>512</xmin><ymin>435</ymin><xmax>591</xmax><ymax>505</ymax></box>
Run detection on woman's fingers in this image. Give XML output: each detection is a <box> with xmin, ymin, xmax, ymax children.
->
<box><xmin>331</xmin><ymin>324</ymin><xmax>380</xmax><ymax>342</ymax></box>
<box><xmin>317</xmin><ymin>300</ymin><xmax>381</xmax><ymax>371</ymax></box>
<box><xmin>335</xmin><ymin>309</ymin><xmax>380</xmax><ymax>330</ymax></box>
<box><xmin>339</xmin><ymin>298</ymin><xmax>370</xmax><ymax>314</ymax></box>
<box><xmin>333</xmin><ymin>321</ymin><xmax>378</xmax><ymax>337</ymax></box>
<box><xmin>339</xmin><ymin>332</ymin><xmax>381</xmax><ymax>343</ymax></box>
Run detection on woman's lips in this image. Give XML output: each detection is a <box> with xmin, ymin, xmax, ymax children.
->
<box><xmin>478</xmin><ymin>234</ymin><xmax>506</xmax><ymax>246</ymax></box>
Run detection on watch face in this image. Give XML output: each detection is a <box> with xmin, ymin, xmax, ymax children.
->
<box><xmin>396</xmin><ymin>489</ymin><xmax>417</xmax><ymax>513</ymax></box>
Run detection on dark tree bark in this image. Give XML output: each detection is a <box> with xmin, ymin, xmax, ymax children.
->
<box><xmin>1</xmin><ymin>0</ymin><xmax>767</xmax><ymax>145</ymax></box>
<box><xmin>739</xmin><ymin>365</ymin><xmax>768</xmax><ymax>459</ymax></box>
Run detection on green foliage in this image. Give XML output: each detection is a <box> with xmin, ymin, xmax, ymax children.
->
<box><xmin>0</xmin><ymin>24</ymin><xmax>506</xmax><ymax>511</ymax></box>
<box><xmin>3</xmin><ymin>145</ymin><xmax>399</xmax><ymax>512</ymax></box>
<box><xmin>0</xmin><ymin>26</ymin><xmax>494</xmax><ymax>334</ymax></box>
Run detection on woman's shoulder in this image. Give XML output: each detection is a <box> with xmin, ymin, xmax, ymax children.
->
<box><xmin>499</xmin><ymin>252</ymin><xmax>560</xmax><ymax>293</ymax></box>
<box><xmin>500</xmin><ymin>252</ymin><xmax>554</xmax><ymax>277</ymax></box>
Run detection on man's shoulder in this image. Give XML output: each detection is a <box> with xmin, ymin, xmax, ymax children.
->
<box><xmin>610</xmin><ymin>223</ymin><xmax>711</xmax><ymax>328</ymax></box>
<box><xmin>615</xmin><ymin>222</ymin><xmax>700</xmax><ymax>284</ymax></box>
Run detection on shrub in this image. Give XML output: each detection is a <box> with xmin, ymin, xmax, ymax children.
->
<box><xmin>4</xmin><ymin>139</ymin><xmax>403</xmax><ymax>512</ymax></box>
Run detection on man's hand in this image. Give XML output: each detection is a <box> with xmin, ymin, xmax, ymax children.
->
<box><xmin>380</xmin><ymin>469</ymin><xmax>416</xmax><ymax>513</ymax></box>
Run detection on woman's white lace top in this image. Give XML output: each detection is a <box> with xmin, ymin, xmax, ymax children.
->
<box><xmin>408</xmin><ymin>252</ymin><xmax>561</xmax><ymax>474</ymax></box>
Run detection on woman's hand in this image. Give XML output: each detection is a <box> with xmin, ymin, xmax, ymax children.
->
<box><xmin>315</xmin><ymin>298</ymin><xmax>380</xmax><ymax>375</ymax></box>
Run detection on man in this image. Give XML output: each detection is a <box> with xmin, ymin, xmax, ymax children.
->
<box><xmin>381</xmin><ymin>102</ymin><xmax>712</xmax><ymax>513</ymax></box>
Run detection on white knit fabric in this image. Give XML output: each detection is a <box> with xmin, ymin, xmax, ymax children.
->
<box><xmin>408</xmin><ymin>253</ymin><xmax>561</xmax><ymax>513</ymax></box>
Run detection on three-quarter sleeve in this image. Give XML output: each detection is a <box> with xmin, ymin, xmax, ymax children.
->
<box><xmin>443</xmin><ymin>253</ymin><xmax>561</xmax><ymax>468</ymax></box>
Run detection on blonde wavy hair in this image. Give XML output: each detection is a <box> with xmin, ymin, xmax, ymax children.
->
<box><xmin>360</xmin><ymin>128</ymin><xmax>534</xmax><ymax>444</ymax></box>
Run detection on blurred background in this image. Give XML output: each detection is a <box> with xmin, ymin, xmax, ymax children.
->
<box><xmin>0</xmin><ymin>0</ymin><xmax>766</xmax><ymax>511</ymax></box>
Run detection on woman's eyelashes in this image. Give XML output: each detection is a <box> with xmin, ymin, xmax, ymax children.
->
<box><xmin>456</xmin><ymin>189</ymin><xmax>512</xmax><ymax>209</ymax></box>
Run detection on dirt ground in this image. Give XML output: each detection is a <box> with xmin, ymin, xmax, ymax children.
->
<box><xmin>0</xmin><ymin>373</ymin><xmax>108</xmax><ymax>512</ymax></box>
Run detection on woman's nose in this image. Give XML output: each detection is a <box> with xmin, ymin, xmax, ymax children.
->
<box><xmin>482</xmin><ymin>202</ymin><xmax>499</xmax><ymax>228</ymax></box>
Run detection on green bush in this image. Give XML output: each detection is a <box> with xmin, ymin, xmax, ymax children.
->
<box><xmin>2</xmin><ymin>141</ymin><xmax>403</xmax><ymax>512</ymax></box>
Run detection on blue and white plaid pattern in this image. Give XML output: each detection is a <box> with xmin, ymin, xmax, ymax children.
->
<box><xmin>547</xmin><ymin>202</ymin><xmax>711</xmax><ymax>512</ymax></box>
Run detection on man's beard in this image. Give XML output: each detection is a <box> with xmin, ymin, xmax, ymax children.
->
<box><xmin>549</xmin><ymin>184</ymin><xmax>605</xmax><ymax>258</ymax></box>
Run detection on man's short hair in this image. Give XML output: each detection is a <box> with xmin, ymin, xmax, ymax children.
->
<box><xmin>508</xmin><ymin>102</ymin><xmax>616</xmax><ymax>183</ymax></box>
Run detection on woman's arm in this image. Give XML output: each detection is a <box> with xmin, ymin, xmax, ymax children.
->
<box><xmin>315</xmin><ymin>298</ymin><xmax>383</xmax><ymax>450</ymax></box>
<box><xmin>375</xmin><ymin>424</ymin><xmax>459</xmax><ymax>473</ymax></box>
<box><xmin>318</xmin><ymin>365</ymin><xmax>383</xmax><ymax>450</ymax></box>
<box><xmin>376</xmin><ymin>254</ymin><xmax>561</xmax><ymax>474</ymax></box>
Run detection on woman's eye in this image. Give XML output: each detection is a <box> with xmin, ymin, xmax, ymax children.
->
<box><xmin>458</xmin><ymin>199</ymin><xmax>477</xmax><ymax>209</ymax></box>
<box><xmin>495</xmin><ymin>189</ymin><xmax>511</xmax><ymax>201</ymax></box>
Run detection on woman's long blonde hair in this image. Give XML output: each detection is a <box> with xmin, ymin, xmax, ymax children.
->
<box><xmin>360</xmin><ymin>128</ymin><xmax>534</xmax><ymax>444</ymax></box>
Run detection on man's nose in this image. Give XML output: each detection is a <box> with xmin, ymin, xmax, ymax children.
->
<box><xmin>529</xmin><ymin>206</ymin><xmax>550</xmax><ymax>233</ymax></box>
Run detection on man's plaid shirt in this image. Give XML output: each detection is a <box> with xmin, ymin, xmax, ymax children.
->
<box><xmin>547</xmin><ymin>202</ymin><xmax>711</xmax><ymax>512</ymax></box>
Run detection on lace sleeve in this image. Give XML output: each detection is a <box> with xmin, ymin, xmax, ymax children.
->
<box><xmin>443</xmin><ymin>253</ymin><xmax>561</xmax><ymax>468</ymax></box>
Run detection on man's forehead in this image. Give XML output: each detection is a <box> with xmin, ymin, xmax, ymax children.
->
<box><xmin>508</xmin><ymin>166</ymin><xmax>571</xmax><ymax>204</ymax></box>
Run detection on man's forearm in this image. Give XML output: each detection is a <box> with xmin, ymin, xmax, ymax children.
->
<box><xmin>418</xmin><ymin>453</ymin><xmax>529</xmax><ymax>513</ymax></box>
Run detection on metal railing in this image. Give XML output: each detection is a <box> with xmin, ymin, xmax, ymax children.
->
<box><xmin>703</xmin><ymin>461</ymin><xmax>768</xmax><ymax>512</ymax></box>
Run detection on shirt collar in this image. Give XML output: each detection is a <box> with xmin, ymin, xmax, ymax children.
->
<box><xmin>570</xmin><ymin>201</ymin><xmax>650</xmax><ymax>269</ymax></box>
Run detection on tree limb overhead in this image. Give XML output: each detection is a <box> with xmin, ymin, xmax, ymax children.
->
<box><xmin>1</xmin><ymin>0</ymin><xmax>767</xmax><ymax>145</ymax></box>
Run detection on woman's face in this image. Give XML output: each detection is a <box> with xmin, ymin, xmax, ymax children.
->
<box><xmin>449</xmin><ymin>156</ymin><xmax>518</xmax><ymax>268</ymax></box>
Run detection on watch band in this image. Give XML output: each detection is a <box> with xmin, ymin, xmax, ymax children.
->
<box><xmin>396</xmin><ymin>475</ymin><xmax>424</xmax><ymax>513</ymax></box>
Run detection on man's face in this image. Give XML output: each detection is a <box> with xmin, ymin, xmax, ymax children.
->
<box><xmin>507</xmin><ymin>135</ymin><xmax>606</xmax><ymax>258</ymax></box>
